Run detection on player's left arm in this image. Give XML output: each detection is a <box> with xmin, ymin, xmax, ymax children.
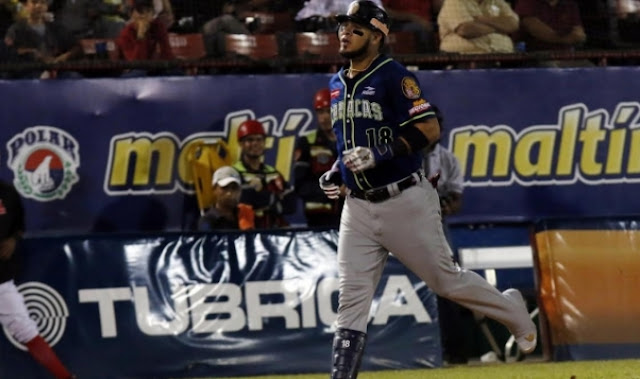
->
<box><xmin>343</xmin><ymin>117</ymin><xmax>439</xmax><ymax>173</ymax></box>
<box><xmin>343</xmin><ymin>72</ymin><xmax>440</xmax><ymax>173</ymax></box>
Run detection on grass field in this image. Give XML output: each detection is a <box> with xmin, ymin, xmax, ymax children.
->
<box><xmin>214</xmin><ymin>359</ymin><xmax>640</xmax><ymax>379</ymax></box>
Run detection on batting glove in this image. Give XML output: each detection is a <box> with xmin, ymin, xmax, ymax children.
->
<box><xmin>342</xmin><ymin>145</ymin><xmax>394</xmax><ymax>173</ymax></box>
<box><xmin>319</xmin><ymin>161</ymin><xmax>342</xmax><ymax>199</ymax></box>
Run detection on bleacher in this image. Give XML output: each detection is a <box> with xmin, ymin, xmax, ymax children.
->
<box><xmin>1</xmin><ymin>0</ymin><xmax>640</xmax><ymax>78</ymax></box>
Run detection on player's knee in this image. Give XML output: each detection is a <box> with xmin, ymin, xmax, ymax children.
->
<box><xmin>5</xmin><ymin>315</ymin><xmax>39</xmax><ymax>343</ymax></box>
<box><xmin>429</xmin><ymin>273</ymin><xmax>460</xmax><ymax>298</ymax></box>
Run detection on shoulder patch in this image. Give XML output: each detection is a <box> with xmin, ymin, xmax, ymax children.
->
<box><xmin>401</xmin><ymin>77</ymin><xmax>421</xmax><ymax>99</ymax></box>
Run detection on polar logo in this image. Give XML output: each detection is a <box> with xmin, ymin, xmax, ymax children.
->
<box><xmin>3</xmin><ymin>282</ymin><xmax>69</xmax><ymax>351</ymax></box>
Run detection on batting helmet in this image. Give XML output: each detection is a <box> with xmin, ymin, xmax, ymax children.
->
<box><xmin>237</xmin><ymin>120</ymin><xmax>266</xmax><ymax>140</ymax></box>
<box><xmin>335</xmin><ymin>1</ymin><xmax>390</xmax><ymax>36</ymax></box>
<box><xmin>313</xmin><ymin>88</ymin><xmax>330</xmax><ymax>109</ymax></box>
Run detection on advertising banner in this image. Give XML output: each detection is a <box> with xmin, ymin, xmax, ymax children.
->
<box><xmin>1</xmin><ymin>67</ymin><xmax>640</xmax><ymax>233</ymax></box>
<box><xmin>0</xmin><ymin>230</ymin><xmax>441</xmax><ymax>379</ymax></box>
<box><xmin>533</xmin><ymin>217</ymin><xmax>640</xmax><ymax>361</ymax></box>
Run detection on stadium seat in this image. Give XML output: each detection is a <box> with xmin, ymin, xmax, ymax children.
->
<box><xmin>79</xmin><ymin>38</ymin><xmax>120</xmax><ymax>60</ymax></box>
<box><xmin>295</xmin><ymin>32</ymin><xmax>341</xmax><ymax>58</ymax></box>
<box><xmin>386</xmin><ymin>32</ymin><xmax>418</xmax><ymax>55</ymax></box>
<box><xmin>168</xmin><ymin>33</ymin><xmax>206</xmax><ymax>60</ymax></box>
<box><xmin>224</xmin><ymin>34</ymin><xmax>280</xmax><ymax>60</ymax></box>
<box><xmin>242</xmin><ymin>11</ymin><xmax>295</xmax><ymax>34</ymax></box>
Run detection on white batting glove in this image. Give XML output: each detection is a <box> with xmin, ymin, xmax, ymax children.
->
<box><xmin>342</xmin><ymin>146</ymin><xmax>375</xmax><ymax>173</ymax></box>
<box><xmin>319</xmin><ymin>161</ymin><xmax>342</xmax><ymax>199</ymax></box>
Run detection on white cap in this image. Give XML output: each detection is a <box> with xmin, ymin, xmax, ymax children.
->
<box><xmin>212</xmin><ymin>166</ymin><xmax>241</xmax><ymax>187</ymax></box>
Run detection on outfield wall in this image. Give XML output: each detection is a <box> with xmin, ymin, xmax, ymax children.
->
<box><xmin>533</xmin><ymin>217</ymin><xmax>640</xmax><ymax>361</ymax></box>
<box><xmin>0</xmin><ymin>230</ymin><xmax>441</xmax><ymax>379</ymax></box>
<box><xmin>1</xmin><ymin>67</ymin><xmax>640</xmax><ymax>234</ymax></box>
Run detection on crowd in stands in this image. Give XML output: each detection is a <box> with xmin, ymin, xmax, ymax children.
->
<box><xmin>0</xmin><ymin>0</ymin><xmax>637</xmax><ymax>76</ymax></box>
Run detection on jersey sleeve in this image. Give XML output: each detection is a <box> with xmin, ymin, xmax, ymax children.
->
<box><xmin>387</xmin><ymin>64</ymin><xmax>436</xmax><ymax>128</ymax></box>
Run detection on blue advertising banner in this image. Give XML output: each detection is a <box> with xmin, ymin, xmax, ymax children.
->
<box><xmin>0</xmin><ymin>230</ymin><xmax>441</xmax><ymax>379</ymax></box>
<box><xmin>1</xmin><ymin>67</ymin><xmax>640</xmax><ymax>233</ymax></box>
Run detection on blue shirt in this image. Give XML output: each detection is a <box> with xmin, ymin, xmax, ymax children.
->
<box><xmin>329</xmin><ymin>55</ymin><xmax>436</xmax><ymax>190</ymax></box>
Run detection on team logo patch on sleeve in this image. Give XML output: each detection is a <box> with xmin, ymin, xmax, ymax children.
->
<box><xmin>401</xmin><ymin>77</ymin><xmax>421</xmax><ymax>99</ymax></box>
<box><xmin>409</xmin><ymin>102</ymin><xmax>431</xmax><ymax>116</ymax></box>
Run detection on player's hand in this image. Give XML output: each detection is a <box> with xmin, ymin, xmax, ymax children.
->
<box><xmin>319</xmin><ymin>160</ymin><xmax>342</xmax><ymax>199</ymax></box>
<box><xmin>342</xmin><ymin>146</ymin><xmax>376</xmax><ymax>173</ymax></box>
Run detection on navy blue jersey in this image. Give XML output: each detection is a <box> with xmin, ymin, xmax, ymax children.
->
<box><xmin>329</xmin><ymin>55</ymin><xmax>436</xmax><ymax>190</ymax></box>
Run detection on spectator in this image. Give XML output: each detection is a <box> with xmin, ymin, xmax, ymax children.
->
<box><xmin>4</xmin><ymin>0</ymin><xmax>82</xmax><ymax>78</ymax></box>
<box><xmin>0</xmin><ymin>179</ymin><xmax>76</xmax><ymax>379</ymax></box>
<box><xmin>294</xmin><ymin>0</ymin><xmax>384</xmax><ymax>32</ymax></box>
<box><xmin>0</xmin><ymin>0</ymin><xmax>19</xmax><ymax>37</ymax></box>
<box><xmin>382</xmin><ymin>0</ymin><xmax>441</xmax><ymax>52</ymax></box>
<box><xmin>294</xmin><ymin>88</ymin><xmax>343</xmax><ymax>228</ymax></box>
<box><xmin>198</xmin><ymin>165</ymin><xmax>255</xmax><ymax>231</ymax></box>
<box><xmin>421</xmin><ymin>105</ymin><xmax>468</xmax><ymax>364</ymax></box>
<box><xmin>93</xmin><ymin>0</ymin><xmax>128</xmax><ymax>38</ymax></box>
<box><xmin>616</xmin><ymin>0</ymin><xmax>640</xmax><ymax>44</ymax></box>
<box><xmin>116</xmin><ymin>0</ymin><xmax>173</xmax><ymax>60</ymax></box>
<box><xmin>515</xmin><ymin>0</ymin><xmax>591</xmax><ymax>67</ymax></box>
<box><xmin>49</xmin><ymin>0</ymin><xmax>98</xmax><ymax>39</ymax></box>
<box><xmin>232</xmin><ymin>119</ymin><xmax>297</xmax><ymax>229</ymax></box>
<box><xmin>515</xmin><ymin>0</ymin><xmax>586</xmax><ymax>52</ymax></box>
<box><xmin>116</xmin><ymin>0</ymin><xmax>176</xmax><ymax>76</ymax></box>
<box><xmin>152</xmin><ymin>0</ymin><xmax>174</xmax><ymax>29</ymax></box>
<box><xmin>201</xmin><ymin>1</ymin><xmax>250</xmax><ymax>57</ymax></box>
<box><xmin>202</xmin><ymin>0</ymin><xmax>303</xmax><ymax>56</ymax></box>
<box><xmin>438</xmin><ymin>0</ymin><xmax>519</xmax><ymax>55</ymax></box>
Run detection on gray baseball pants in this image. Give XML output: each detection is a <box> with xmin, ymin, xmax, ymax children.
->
<box><xmin>336</xmin><ymin>178</ymin><xmax>533</xmax><ymax>337</ymax></box>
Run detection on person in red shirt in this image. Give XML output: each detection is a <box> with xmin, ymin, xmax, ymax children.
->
<box><xmin>116</xmin><ymin>0</ymin><xmax>175</xmax><ymax>75</ymax></box>
<box><xmin>515</xmin><ymin>0</ymin><xmax>592</xmax><ymax>67</ymax></box>
<box><xmin>515</xmin><ymin>0</ymin><xmax>585</xmax><ymax>52</ymax></box>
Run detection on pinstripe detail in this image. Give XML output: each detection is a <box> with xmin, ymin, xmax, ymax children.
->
<box><xmin>399</xmin><ymin>111</ymin><xmax>436</xmax><ymax>127</ymax></box>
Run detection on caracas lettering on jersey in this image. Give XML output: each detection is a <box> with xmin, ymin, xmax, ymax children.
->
<box><xmin>330</xmin><ymin>99</ymin><xmax>384</xmax><ymax>124</ymax></box>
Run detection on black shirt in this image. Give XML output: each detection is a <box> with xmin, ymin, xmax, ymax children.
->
<box><xmin>0</xmin><ymin>180</ymin><xmax>25</xmax><ymax>284</ymax></box>
<box><xmin>197</xmin><ymin>207</ymin><xmax>238</xmax><ymax>231</ymax></box>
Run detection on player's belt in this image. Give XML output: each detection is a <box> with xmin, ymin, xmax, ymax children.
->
<box><xmin>350</xmin><ymin>171</ymin><xmax>422</xmax><ymax>203</ymax></box>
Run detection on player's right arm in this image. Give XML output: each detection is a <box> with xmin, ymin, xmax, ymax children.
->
<box><xmin>397</xmin><ymin>117</ymin><xmax>440</xmax><ymax>155</ymax></box>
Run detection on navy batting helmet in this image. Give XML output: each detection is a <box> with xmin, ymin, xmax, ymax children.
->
<box><xmin>335</xmin><ymin>1</ymin><xmax>390</xmax><ymax>36</ymax></box>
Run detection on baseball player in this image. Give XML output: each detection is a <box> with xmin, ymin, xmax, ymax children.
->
<box><xmin>294</xmin><ymin>88</ymin><xmax>344</xmax><ymax>227</ymax></box>
<box><xmin>319</xmin><ymin>2</ymin><xmax>537</xmax><ymax>377</ymax></box>
<box><xmin>0</xmin><ymin>179</ymin><xmax>75</xmax><ymax>379</ymax></box>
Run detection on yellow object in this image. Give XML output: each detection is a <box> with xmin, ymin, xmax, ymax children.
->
<box><xmin>187</xmin><ymin>139</ymin><xmax>232</xmax><ymax>215</ymax></box>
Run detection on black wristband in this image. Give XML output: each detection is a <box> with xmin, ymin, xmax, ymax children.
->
<box><xmin>390</xmin><ymin>138</ymin><xmax>409</xmax><ymax>156</ymax></box>
<box><xmin>394</xmin><ymin>126</ymin><xmax>430</xmax><ymax>155</ymax></box>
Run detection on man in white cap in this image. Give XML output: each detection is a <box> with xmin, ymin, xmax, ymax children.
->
<box><xmin>197</xmin><ymin>166</ymin><xmax>255</xmax><ymax>231</ymax></box>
